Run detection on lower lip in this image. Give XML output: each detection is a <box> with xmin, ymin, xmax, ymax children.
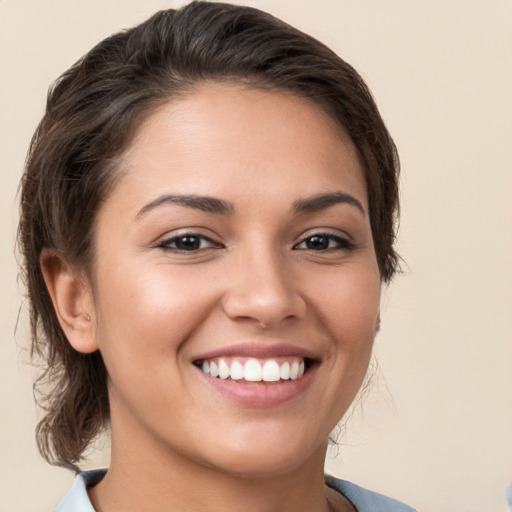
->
<box><xmin>195</xmin><ymin>365</ymin><xmax>316</xmax><ymax>407</ymax></box>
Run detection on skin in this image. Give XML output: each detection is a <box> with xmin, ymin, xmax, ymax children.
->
<box><xmin>43</xmin><ymin>84</ymin><xmax>381</xmax><ymax>512</ymax></box>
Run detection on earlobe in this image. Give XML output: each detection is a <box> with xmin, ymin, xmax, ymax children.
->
<box><xmin>40</xmin><ymin>248</ymin><xmax>99</xmax><ymax>354</ymax></box>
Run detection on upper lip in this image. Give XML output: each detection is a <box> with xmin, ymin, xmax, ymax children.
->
<box><xmin>192</xmin><ymin>341</ymin><xmax>321</xmax><ymax>362</ymax></box>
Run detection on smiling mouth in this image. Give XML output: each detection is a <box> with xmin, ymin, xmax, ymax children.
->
<box><xmin>194</xmin><ymin>357</ymin><xmax>314</xmax><ymax>383</ymax></box>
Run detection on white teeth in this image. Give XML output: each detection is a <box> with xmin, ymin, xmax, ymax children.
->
<box><xmin>290</xmin><ymin>360</ymin><xmax>299</xmax><ymax>380</ymax></box>
<box><xmin>262</xmin><ymin>360</ymin><xmax>280</xmax><ymax>382</ymax></box>
<box><xmin>280</xmin><ymin>361</ymin><xmax>291</xmax><ymax>380</ymax></box>
<box><xmin>199</xmin><ymin>357</ymin><xmax>308</xmax><ymax>382</ymax></box>
<box><xmin>230</xmin><ymin>361</ymin><xmax>244</xmax><ymax>380</ymax></box>
<box><xmin>244</xmin><ymin>358</ymin><xmax>263</xmax><ymax>381</ymax></box>
<box><xmin>218</xmin><ymin>359</ymin><xmax>230</xmax><ymax>379</ymax></box>
<box><xmin>209</xmin><ymin>361</ymin><xmax>219</xmax><ymax>377</ymax></box>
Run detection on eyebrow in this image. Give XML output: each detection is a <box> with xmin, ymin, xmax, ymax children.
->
<box><xmin>135</xmin><ymin>190</ymin><xmax>365</xmax><ymax>220</ymax></box>
<box><xmin>135</xmin><ymin>194</ymin><xmax>235</xmax><ymax>219</ymax></box>
<box><xmin>292</xmin><ymin>191</ymin><xmax>365</xmax><ymax>216</ymax></box>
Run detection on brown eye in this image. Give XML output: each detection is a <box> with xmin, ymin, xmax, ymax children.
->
<box><xmin>295</xmin><ymin>233</ymin><xmax>355</xmax><ymax>251</ymax></box>
<box><xmin>174</xmin><ymin>235</ymin><xmax>201</xmax><ymax>251</ymax></box>
<box><xmin>304</xmin><ymin>235</ymin><xmax>330</xmax><ymax>250</ymax></box>
<box><xmin>157</xmin><ymin>234</ymin><xmax>220</xmax><ymax>252</ymax></box>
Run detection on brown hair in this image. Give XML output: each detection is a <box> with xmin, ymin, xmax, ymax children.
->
<box><xmin>18</xmin><ymin>1</ymin><xmax>400</xmax><ymax>471</ymax></box>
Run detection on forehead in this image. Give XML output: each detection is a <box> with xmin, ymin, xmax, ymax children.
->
<box><xmin>111</xmin><ymin>83</ymin><xmax>367</xmax><ymax>213</ymax></box>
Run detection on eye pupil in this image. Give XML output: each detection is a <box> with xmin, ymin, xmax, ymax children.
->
<box><xmin>175</xmin><ymin>236</ymin><xmax>200</xmax><ymax>250</ymax></box>
<box><xmin>306</xmin><ymin>235</ymin><xmax>329</xmax><ymax>250</ymax></box>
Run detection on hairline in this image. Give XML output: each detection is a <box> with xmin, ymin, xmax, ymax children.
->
<box><xmin>82</xmin><ymin>77</ymin><xmax>370</xmax><ymax>288</ymax></box>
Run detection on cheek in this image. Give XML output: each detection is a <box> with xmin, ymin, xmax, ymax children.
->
<box><xmin>310</xmin><ymin>262</ymin><xmax>380</xmax><ymax>332</ymax></box>
<box><xmin>306</xmin><ymin>260</ymin><xmax>381</xmax><ymax>375</ymax></box>
<box><xmin>91</xmin><ymin>258</ymin><xmax>218</xmax><ymax>374</ymax></box>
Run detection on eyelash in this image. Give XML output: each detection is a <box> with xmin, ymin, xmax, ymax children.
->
<box><xmin>294</xmin><ymin>233</ymin><xmax>356</xmax><ymax>252</ymax></box>
<box><xmin>155</xmin><ymin>232</ymin><xmax>355</xmax><ymax>253</ymax></box>
<box><xmin>155</xmin><ymin>234</ymin><xmax>220</xmax><ymax>252</ymax></box>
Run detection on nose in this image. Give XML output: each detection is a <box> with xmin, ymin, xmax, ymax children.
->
<box><xmin>221</xmin><ymin>248</ymin><xmax>306</xmax><ymax>329</ymax></box>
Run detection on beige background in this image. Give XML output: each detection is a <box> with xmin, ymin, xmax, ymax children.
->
<box><xmin>1</xmin><ymin>1</ymin><xmax>511</xmax><ymax>511</ymax></box>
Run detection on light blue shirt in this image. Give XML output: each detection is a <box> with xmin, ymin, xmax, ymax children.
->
<box><xmin>53</xmin><ymin>469</ymin><xmax>416</xmax><ymax>511</ymax></box>
<box><xmin>505</xmin><ymin>482</ymin><xmax>512</xmax><ymax>512</ymax></box>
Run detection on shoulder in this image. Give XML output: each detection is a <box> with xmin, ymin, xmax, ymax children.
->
<box><xmin>325</xmin><ymin>474</ymin><xmax>416</xmax><ymax>512</ymax></box>
<box><xmin>53</xmin><ymin>469</ymin><xmax>106</xmax><ymax>512</ymax></box>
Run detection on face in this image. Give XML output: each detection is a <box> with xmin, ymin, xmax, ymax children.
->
<box><xmin>86</xmin><ymin>84</ymin><xmax>381</xmax><ymax>477</ymax></box>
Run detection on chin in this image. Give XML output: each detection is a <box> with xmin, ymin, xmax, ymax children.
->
<box><xmin>195</xmin><ymin>426</ymin><xmax>328</xmax><ymax>479</ymax></box>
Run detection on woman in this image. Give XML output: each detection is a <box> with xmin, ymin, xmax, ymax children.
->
<box><xmin>18</xmin><ymin>2</ymin><xmax>413</xmax><ymax>511</ymax></box>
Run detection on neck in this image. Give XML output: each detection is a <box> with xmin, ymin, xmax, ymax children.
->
<box><xmin>89</xmin><ymin>430</ymin><xmax>332</xmax><ymax>512</ymax></box>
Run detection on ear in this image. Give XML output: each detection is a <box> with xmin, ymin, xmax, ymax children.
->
<box><xmin>40</xmin><ymin>248</ymin><xmax>99</xmax><ymax>354</ymax></box>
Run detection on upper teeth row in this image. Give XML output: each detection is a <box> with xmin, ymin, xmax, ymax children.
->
<box><xmin>201</xmin><ymin>358</ymin><xmax>305</xmax><ymax>382</ymax></box>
